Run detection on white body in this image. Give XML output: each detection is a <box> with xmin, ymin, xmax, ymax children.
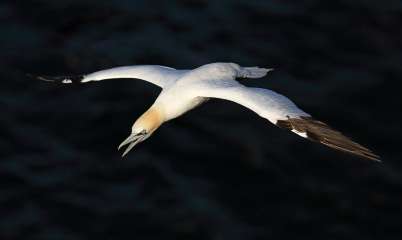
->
<box><xmin>153</xmin><ymin>63</ymin><xmax>307</xmax><ymax>122</ymax></box>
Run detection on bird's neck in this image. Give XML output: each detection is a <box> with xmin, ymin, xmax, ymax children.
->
<box><xmin>135</xmin><ymin>106</ymin><xmax>164</xmax><ymax>133</ymax></box>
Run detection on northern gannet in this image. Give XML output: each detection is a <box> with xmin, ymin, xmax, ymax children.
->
<box><xmin>36</xmin><ymin>63</ymin><xmax>380</xmax><ymax>161</ymax></box>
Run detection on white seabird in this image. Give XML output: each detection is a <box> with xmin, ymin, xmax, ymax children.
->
<box><xmin>36</xmin><ymin>62</ymin><xmax>380</xmax><ymax>161</ymax></box>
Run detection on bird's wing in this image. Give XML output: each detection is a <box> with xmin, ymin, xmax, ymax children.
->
<box><xmin>192</xmin><ymin>81</ymin><xmax>380</xmax><ymax>161</ymax></box>
<box><xmin>35</xmin><ymin>65</ymin><xmax>188</xmax><ymax>88</ymax></box>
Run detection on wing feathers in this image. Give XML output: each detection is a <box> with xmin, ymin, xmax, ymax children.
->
<box><xmin>82</xmin><ymin>65</ymin><xmax>185</xmax><ymax>87</ymax></box>
<box><xmin>34</xmin><ymin>74</ymin><xmax>84</xmax><ymax>84</ymax></box>
<box><xmin>35</xmin><ymin>65</ymin><xmax>187</xmax><ymax>88</ymax></box>
<box><xmin>193</xmin><ymin>79</ymin><xmax>380</xmax><ymax>161</ymax></box>
<box><xmin>276</xmin><ymin>117</ymin><xmax>380</xmax><ymax>161</ymax></box>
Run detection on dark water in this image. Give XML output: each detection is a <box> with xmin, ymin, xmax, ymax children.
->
<box><xmin>1</xmin><ymin>1</ymin><xmax>402</xmax><ymax>239</ymax></box>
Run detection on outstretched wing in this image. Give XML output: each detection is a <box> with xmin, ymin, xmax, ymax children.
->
<box><xmin>192</xmin><ymin>81</ymin><xmax>380</xmax><ymax>161</ymax></box>
<box><xmin>35</xmin><ymin>65</ymin><xmax>188</xmax><ymax>88</ymax></box>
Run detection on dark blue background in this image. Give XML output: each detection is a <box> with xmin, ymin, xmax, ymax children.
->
<box><xmin>1</xmin><ymin>0</ymin><xmax>401</xmax><ymax>239</ymax></box>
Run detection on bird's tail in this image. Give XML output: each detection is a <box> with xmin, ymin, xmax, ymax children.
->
<box><xmin>28</xmin><ymin>74</ymin><xmax>85</xmax><ymax>84</ymax></box>
<box><xmin>238</xmin><ymin>67</ymin><xmax>274</xmax><ymax>79</ymax></box>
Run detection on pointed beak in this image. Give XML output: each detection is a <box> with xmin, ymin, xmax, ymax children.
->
<box><xmin>118</xmin><ymin>131</ymin><xmax>147</xmax><ymax>157</ymax></box>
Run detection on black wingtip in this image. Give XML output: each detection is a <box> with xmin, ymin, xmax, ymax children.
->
<box><xmin>28</xmin><ymin>73</ymin><xmax>84</xmax><ymax>84</ymax></box>
<box><xmin>362</xmin><ymin>151</ymin><xmax>382</xmax><ymax>162</ymax></box>
<box><xmin>276</xmin><ymin>116</ymin><xmax>382</xmax><ymax>162</ymax></box>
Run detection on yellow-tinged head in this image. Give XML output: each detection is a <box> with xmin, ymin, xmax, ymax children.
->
<box><xmin>132</xmin><ymin>107</ymin><xmax>164</xmax><ymax>134</ymax></box>
<box><xmin>118</xmin><ymin>106</ymin><xmax>164</xmax><ymax>157</ymax></box>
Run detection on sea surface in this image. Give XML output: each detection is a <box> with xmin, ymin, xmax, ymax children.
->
<box><xmin>1</xmin><ymin>1</ymin><xmax>401</xmax><ymax>239</ymax></box>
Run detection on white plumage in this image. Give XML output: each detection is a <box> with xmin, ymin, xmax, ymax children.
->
<box><xmin>37</xmin><ymin>62</ymin><xmax>380</xmax><ymax>161</ymax></box>
<box><xmin>82</xmin><ymin>65</ymin><xmax>188</xmax><ymax>87</ymax></box>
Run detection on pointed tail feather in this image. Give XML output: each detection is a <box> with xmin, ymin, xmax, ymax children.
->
<box><xmin>239</xmin><ymin>67</ymin><xmax>274</xmax><ymax>79</ymax></box>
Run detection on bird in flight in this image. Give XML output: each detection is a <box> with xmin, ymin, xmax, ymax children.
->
<box><xmin>36</xmin><ymin>62</ymin><xmax>380</xmax><ymax>161</ymax></box>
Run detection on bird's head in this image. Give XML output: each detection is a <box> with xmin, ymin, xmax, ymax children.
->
<box><xmin>118</xmin><ymin>106</ymin><xmax>164</xmax><ymax>157</ymax></box>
